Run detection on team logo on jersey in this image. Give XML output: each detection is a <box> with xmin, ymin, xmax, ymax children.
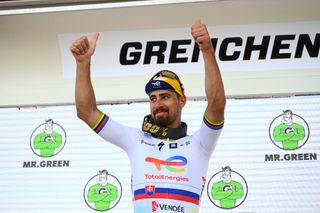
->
<box><xmin>157</xmin><ymin>141</ymin><xmax>165</xmax><ymax>151</ymax></box>
<box><xmin>152</xmin><ymin>201</ymin><xmax>159</xmax><ymax>212</ymax></box>
<box><xmin>169</xmin><ymin>143</ymin><xmax>178</xmax><ymax>149</ymax></box>
<box><xmin>141</xmin><ymin>139</ymin><xmax>156</xmax><ymax>147</ymax></box>
<box><xmin>145</xmin><ymin>156</ymin><xmax>187</xmax><ymax>172</ymax></box>
<box><xmin>151</xmin><ymin>200</ymin><xmax>186</xmax><ymax>212</ymax></box>
<box><xmin>145</xmin><ymin>185</ymin><xmax>155</xmax><ymax>196</ymax></box>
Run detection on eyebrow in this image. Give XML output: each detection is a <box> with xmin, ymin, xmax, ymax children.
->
<box><xmin>149</xmin><ymin>92</ymin><xmax>172</xmax><ymax>98</ymax></box>
<box><xmin>159</xmin><ymin>92</ymin><xmax>171</xmax><ymax>97</ymax></box>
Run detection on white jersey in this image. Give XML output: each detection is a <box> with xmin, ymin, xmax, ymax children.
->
<box><xmin>92</xmin><ymin>113</ymin><xmax>223</xmax><ymax>213</ymax></box>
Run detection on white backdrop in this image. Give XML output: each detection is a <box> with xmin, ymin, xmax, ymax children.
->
<box><xmin>0</xmin><ymin>95</ymin><xmax>319</xmax><ymax>213</ymax></box>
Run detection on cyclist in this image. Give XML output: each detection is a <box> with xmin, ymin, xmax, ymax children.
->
<box><xmin>70</xmin><ymin>19</ymin><xmax>226</xmax><ymax>212</ymax></box>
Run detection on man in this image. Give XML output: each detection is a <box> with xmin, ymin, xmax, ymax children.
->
<box><xmin>70</xmin><ymin>19</ymin><xmax>225</xmax><ymax>212</ymax></box>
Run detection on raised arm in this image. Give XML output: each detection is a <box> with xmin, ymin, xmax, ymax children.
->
<box><xmin>70</xmin><ymin>33</ymin><xmax>102</xmax><ymax>126</ymax></box>
<box><xmin>191</xmin><ymin>19</ymin><xmax>226</xmax><ymax>123</ymax></box>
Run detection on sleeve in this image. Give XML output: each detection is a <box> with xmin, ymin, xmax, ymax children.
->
<box><xmin>198</xmin><ymin>114</ymin><xmax>224</xmax><ymax>155</ymax></box>
<box><xmin>90</xmin><ymin>112</ymin><xmax>141</xmax><ymax>152</ymax></box>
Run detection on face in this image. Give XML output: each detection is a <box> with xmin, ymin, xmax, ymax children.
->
<box><xmin>220</xmin><ymin>168</ymin><xmax>232</xmax><ymax>183</ymax></box>
<box><xmin>44</xmin><ymin>120</ymin><xmax>53</xmax><ymax>134</ymax></box>
<box><xmin>149</xmin><ymin>90</ymin><xmax>186</xmax><ymax>128</ymax></box>
<box><xmin>98</xmin><ymin>172</ymin><xmax>108</xmax><ymax>185</ymax></box>
<box><xmin>282</xmin><ymin>111</ymin><xmax>293</xmax><ymax>125</ymax></box>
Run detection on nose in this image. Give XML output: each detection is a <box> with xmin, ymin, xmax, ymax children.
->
<box><xmin>154</xmin><ymin>98</ymin><xmax>164</xmax><ymax>109</ymax></box>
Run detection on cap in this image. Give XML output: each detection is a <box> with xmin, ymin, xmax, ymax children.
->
<box><xmin>145</xmin><ymin>70</ymin><xmax>184</xmax><ymax>96</ymax></box>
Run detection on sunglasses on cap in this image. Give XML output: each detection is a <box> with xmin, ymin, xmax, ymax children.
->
<box><xmin>149</xmin><ymin>70</ymin><xmax>185</xmax><ymax>95</ymax></box>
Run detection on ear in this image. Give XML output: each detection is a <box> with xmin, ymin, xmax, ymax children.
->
<box><xmin>179</xmin><ymin>95</ymin><xmax>187</xmax><ymax>108</ymax></box>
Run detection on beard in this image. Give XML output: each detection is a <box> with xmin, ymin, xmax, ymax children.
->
<box><xmin>154</xmin><ymin>116</ymin><xmax>170</xmax><ymax>127</ymax></box>
<box><xmin>152</xmin><ymin>107</ymin><xmax>173</xmax><ymax>127</ymax></box>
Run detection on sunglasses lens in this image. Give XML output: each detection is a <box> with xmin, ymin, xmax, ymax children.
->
<box><xmin>153</xmin><ymin>70</ymin><xmax>177</xmax><ymax>80</ymax></box>
<box><xmin>161</xmin><ymin>70</ymin><xmax>177</xmax><ymax>79</ymax></box>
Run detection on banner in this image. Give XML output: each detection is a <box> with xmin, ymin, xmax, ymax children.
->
<box><xmin>58</xmin><ymin>21</ymin><xmax>320</xmax><ymax>78</ymax></box>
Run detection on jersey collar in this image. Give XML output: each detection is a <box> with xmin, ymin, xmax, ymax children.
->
<box><xmin>142</xmin><ymin>114</ymin><xmax>187</xmax><ymax>140</ymax></box>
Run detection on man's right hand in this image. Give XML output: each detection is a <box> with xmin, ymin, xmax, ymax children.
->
<box><xmin>69</xmin><ymin>32</ymin><xmax>100</xmax><ymax>63</ymax></box>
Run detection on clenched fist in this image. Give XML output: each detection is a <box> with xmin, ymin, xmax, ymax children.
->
<box><xmin>191</xmin><ymin>19</ymin><xmax>213</xmax><ymax>53</ymax></box>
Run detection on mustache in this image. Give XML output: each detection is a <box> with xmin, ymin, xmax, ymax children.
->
<box><xmin>153</xmin><ymin>107</ymin><xmax>169</xmax><ymax>114</ymax></box>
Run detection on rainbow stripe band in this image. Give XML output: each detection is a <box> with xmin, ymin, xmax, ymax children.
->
<box><xmin>203</xmin><ymin>115</ymin><xmax>224</xmax><ymax>130</ymax></box>
<box><xmin>91</xmin><ymin>112</ymin><xmax>109</xmax><ymax>133</ymax></box>
<box><xmin>134</xmin><ymin>187</ymin><xmax>200</xmax><ymax>205</ymax></box>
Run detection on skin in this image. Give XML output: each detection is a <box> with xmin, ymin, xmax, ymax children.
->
<box><xmin>70</xmin><ymin>19</ymin><xmax>225</xmax><ymax>129</ymax></box>
<box><xmin>149</xmin><ymin>90</ymin><xmax>186</xmax><ymax>128</ymax></box>
<box><xmin>191</xmin><ymin>19</ymin><xmax>226</xmax><ymax>123</ymax></box>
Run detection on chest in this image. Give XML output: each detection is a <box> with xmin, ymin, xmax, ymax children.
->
<box><xmin>131</xmin><ymin>136</ymin><xmax>205</xmax><ymax>176</ymax></box>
